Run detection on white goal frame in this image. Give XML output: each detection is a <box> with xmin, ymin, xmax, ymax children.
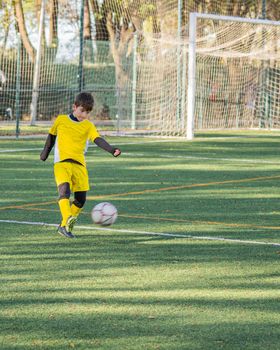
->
<box><xmin>187</xmin><ymin>12</ymin><xmax>280</xmax><ymax>140</ymax></box>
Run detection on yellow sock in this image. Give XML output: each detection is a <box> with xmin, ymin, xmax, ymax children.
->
<box><xmin>71</xmin><ymin>203</ymin><xmax>82</xmax><ymax>218</ymax></box>
<box><xmin>58</xmin><ymin>198</ymin><xmax>71</xmax><ymax>226</ymax></box>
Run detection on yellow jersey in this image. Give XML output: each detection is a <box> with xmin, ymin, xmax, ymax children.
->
<box><xmin>49</xmin><ymin>114</ymin><xmax>100</xmax><ymax>167</ymax></box>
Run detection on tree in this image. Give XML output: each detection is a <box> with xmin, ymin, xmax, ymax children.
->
<box><xmin>84</xmin><ymin>0</ymin><xmax>94</xmax><ymax>61</ymax></box>
<box><xmin>13</xmin><ymin>0</ymin><xmax>35</xmax><ymax>62</ymax></box>
<box><xmin>11</xmin><ymin>0</ymin><xmax>59</xmax><ymax>62</ymax></box>
<box><xmin>49</xmin><ymin>0</ymin><xmax>58</xmax><ymax>48</ymax></box>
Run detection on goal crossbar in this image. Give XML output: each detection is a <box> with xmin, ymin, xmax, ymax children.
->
<box><xmin>192</xmin><ymin>12</ymin><xmax>280</xmax><ymax>27</ymax></box>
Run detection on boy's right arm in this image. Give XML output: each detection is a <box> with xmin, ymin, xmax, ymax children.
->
<box><xmin>40</xmin><ymin>134</ymin><xmax>56</xmax><ymax>161</ymax></box>
<box><xmin>94</xmin><ymin>137</ymin><xmax>121</xmax><ymax>157</ymax></box>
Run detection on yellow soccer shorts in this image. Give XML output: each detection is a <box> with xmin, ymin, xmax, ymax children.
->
<box><xmin>54</xmin><ymin>162</ymin><xmax>90</xmax><ymax>192</ymax></box>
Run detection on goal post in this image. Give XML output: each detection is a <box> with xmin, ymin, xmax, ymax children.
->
<box><xmin>187</xmin><ymin>13</ymin><xmax>197</xmax><ymax>140</ymax></box>
<box><xmin>187</xmin><ymin>12</ymin><xmax>280</xmax><ymax>140</ymax></box>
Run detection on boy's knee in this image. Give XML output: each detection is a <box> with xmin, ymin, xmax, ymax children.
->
<box><xmin>73</xmin><ymin>191</ymin><xmax>87</xmax><ymax>208</ymax></box>
<box><xmin>58</xmin><ymin>182</ymin><xmax>71</xmax><ymax>200</ymax></box>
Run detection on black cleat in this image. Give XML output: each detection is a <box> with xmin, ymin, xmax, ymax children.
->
<box><xmin>66</xmin><ymin>216</ymin><xmax>77</xmax><ymax>233</ymax></box>
<box><xmin>57</xmin><ymin>225</ymin><xmax>75</xmax><ymax>238</ymax></box>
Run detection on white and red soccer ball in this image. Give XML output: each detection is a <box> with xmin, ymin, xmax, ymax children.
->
<box><xmin>91</xmin><ymin>202</ymin><xmax>118</xmax><ymax>226</ymax></box>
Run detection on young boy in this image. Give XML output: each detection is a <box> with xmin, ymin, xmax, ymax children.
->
<box><xmin>40</xmin><ymin>92</ymin><xmax>121</xmax><ymax>238</ymax></box>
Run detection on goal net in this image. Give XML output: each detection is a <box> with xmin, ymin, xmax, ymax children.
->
<box><xmin>187</xmin><ymin>13</ymin><xmax>280</xmax><ymax>139</ymax></box>
<box><xmin>131</xmin><ymin>37</ymin><xmax>184</xmax><ymax>136</ymax></box>
<box><xmin>117</xmin><ymin>13</ymin><xmax>280</xmax><ymax>138</ymax></box>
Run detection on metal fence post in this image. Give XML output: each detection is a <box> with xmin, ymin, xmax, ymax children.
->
<box><xmin>15</xmin><ymin>33</ymin><xmax>21</xmax><ymax>138</ymax></box>
<box><xmin>176</xmin><ymin>0</ymin><xmax>182</xmax><ymax>125</ymax></box>
<box><xmin>78</xmin><ymin>0</ymin><xmax>85</xmax><ymax>92</ymax></box>
<box><xmin>131</xmin><ymin>33</ymin><xmax>137</xmax><ymax>130</ymax></box>
<box><xmin>262</xmin><ymin>0</ymin><xmax>266</xmax><ymax>19</ymax></box>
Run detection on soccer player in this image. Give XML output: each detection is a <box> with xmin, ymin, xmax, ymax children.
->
<box><xmin>40</xmin><ymin>92</ymin><xmax>121</xmax><ymax>238</ymax></box>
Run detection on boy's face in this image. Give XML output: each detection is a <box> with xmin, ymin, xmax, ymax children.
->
<box><xmin>73</xmin><ymin>104</ymin><xmax>91</xmax><ymax>121</ymax></box>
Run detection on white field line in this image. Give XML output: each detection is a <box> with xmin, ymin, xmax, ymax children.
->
<box><xmin>0</xmin><ymin>219</ymin><xmax>280</xmax><ymax>247</ymax></box>
<box><xmin>0</xmin><ymin>146</ymin><xmax>279</xmax><ymax>165</ymax></box>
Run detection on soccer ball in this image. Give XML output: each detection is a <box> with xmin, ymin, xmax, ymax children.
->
<box><xmin>91</xmin><ymin>202</ymin><xmax>118</xmax><ymax>226</ymax></box>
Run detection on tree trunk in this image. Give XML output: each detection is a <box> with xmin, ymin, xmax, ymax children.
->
<box><xmin>13</xmin><ymin>0</ymin><xmax>35</xmax><ymax>63</ymax></box>
<box><xmin>49</xmin><ymin>0</ymin><xmax>58</xmax><ymax>47</ymax></box>
<box><xmin>84</xmin><ymin>0</ymin><xmax>94</xmax><ymax>62</ymax></box>
<box><xmin>88</xmin><ymin>0</ymin><xmax>111</xmax><ymax>62</ymax></box>
<box><xmin>84</xmin><ymin>0</ymin><xmax>91</xmax><ymax>40</ymax></box>
<box><xmin>44</xmin><ymin>0</ymin><xmax>59</xmax><ymax>61</ymax></box>
<box><xmin>106</xmin><ymin>12</ymin><xmax>134</xmax><ymax>119</ymax></box>
<box><xmin>89</xmin><ymin>0</ymin><xmax>109</xmax><ymax>41</ymax></box>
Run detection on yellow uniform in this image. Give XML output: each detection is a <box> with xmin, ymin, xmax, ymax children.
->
<box><xmin>49</xmin><ymin>114</ymin><xmax>100</xmax><ymax>166</ymax></box>
<box><xmin>49</xmin><ymin>114</ymin><xmax>100</xmax><ymax>192</ymax></box>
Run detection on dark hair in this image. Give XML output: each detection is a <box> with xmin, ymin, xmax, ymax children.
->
<box><xmin>74</xmin><ymin>92</ymin><xmax>94</xmax><ymax>111</ymax></box>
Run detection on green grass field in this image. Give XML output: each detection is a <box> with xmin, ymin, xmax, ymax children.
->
<box><xmin>0</xmin><ymin>132</ymin><xmax>280</xmax><ymax>350</ymax></box>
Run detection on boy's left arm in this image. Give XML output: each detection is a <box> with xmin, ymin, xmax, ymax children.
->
<box><xmin>94</xmin><ymin>137</ymin><xmax>121</xmax><ymax>157</ymax></box>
